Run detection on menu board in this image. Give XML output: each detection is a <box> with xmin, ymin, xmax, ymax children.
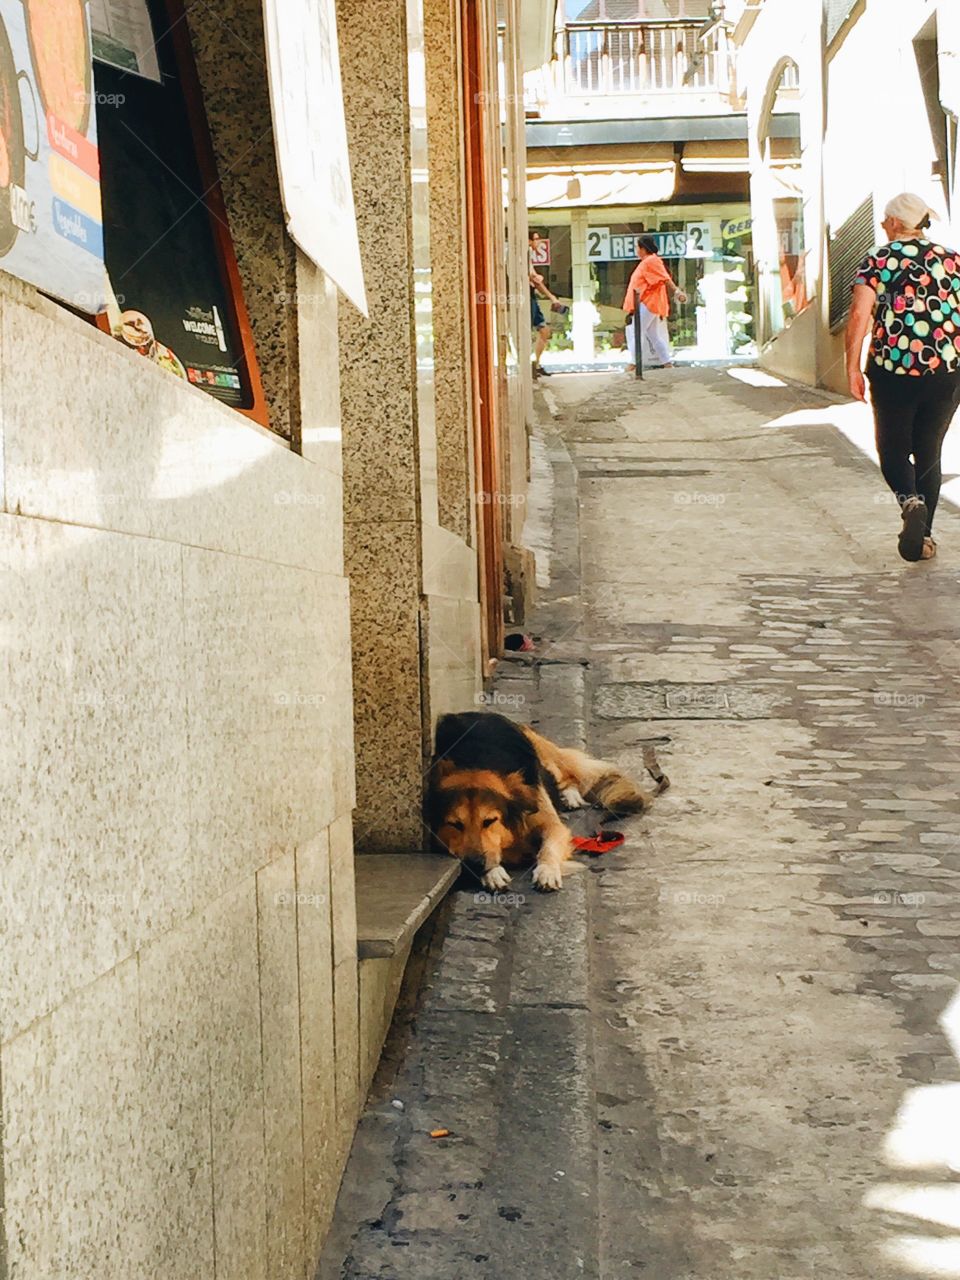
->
<box><xmin>93</xmin><ymin>0</ymin><xmax>255</xmax><ymax>409</ymax></box>
<box><xmin>262</xmin><ymin>0</ymin><xmax>367</xmax><ymax>314</ymax></box>
<box><xmin>0</xmin><ymin>0</ymin><xmax>106</xmax><ymax>311</ymax></box>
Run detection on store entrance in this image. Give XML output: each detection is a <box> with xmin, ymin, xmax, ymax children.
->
<box><xmin>527</xmin><ymin>205</ymin><xmax>757</xmax><ymax>368</ymax></box>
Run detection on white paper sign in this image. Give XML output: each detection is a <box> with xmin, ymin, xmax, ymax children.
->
<box><xmin>89</xmin><ymin>0</ymin><xmax>161</xmax><ymax>82</ymax></box>
<box><xmin>586</xmin><ymin>227</ymin><xmax>610</xmax><ymax>260</ymax></box>
<box><xmin>262</xmin><ymin>0</ymin><xmax>367</xmax><ymax>315</ymax></box>
<box><xmin>684</xmin><ymin>222</ymin><xmax>713</xmax><ymax>257</ymax></box>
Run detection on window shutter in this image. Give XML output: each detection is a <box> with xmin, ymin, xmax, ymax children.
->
<box><xmin>828</xmin><ymin>196</ymin><xmax>876</xmax><ymax>331</ymax></box>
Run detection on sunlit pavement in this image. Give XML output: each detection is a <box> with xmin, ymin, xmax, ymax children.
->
<box><xmin>322</xmin><ymin>366</ymin><xmax>960</xmax><ymax>1279</ymax></box>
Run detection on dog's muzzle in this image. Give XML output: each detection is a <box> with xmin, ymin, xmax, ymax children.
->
<box><xmin>462</xmin><ymin>854</ymin><xmax>486</xmax><ymax>878</ymax></box>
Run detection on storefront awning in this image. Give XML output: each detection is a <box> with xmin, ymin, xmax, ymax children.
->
<box><xmin>527</xmin><ymin>163</ymin><xmax>677</xmax><ymax>208</ymax></box>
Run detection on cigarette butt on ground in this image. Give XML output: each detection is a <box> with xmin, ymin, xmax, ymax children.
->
<box><xmin>430</xmin><ymin>1128</ymin><xmax>451</xmax><ymax>1139</ymax></box>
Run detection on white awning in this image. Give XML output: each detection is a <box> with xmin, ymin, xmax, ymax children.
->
<box><xmin>527</xmin><ymin>163</ymin><xmax>677</xmax><ymax>208</ymax></box>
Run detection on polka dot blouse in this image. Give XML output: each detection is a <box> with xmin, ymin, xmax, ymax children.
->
<box><xmin>853</xmin><ymin>239</ymin><xmax>960</xmax><ymax>376</ymax></box>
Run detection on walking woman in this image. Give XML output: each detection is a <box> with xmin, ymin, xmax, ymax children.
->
<box><xmin>846</xmin><ymin>192</ymin><xmax>960</xmax><ymax>561</ymax></box>
<box><xmin>622</xmin><ymin>236</ymin><xmax>686</xmax><ymax>371</ymax></box>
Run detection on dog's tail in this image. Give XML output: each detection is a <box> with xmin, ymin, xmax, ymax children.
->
<box><xmin>586</xmin><ymin>746</ymin><xmax>669</xmax><ymax>815</ymax></box>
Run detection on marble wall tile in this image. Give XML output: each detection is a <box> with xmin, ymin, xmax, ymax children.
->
<box><xmin>329</xmin><ymin>814</ymin><xmax>359</xmax><ymax>972</ymax></box>
<box><xmin>257</xmin><ymin>854</ymin><xmax>307</xmax><ymax>1280</ymax></box>
<box><xmin>0</xmin><ymin>513</ymin><xmax>192</xmax><ymax>1040</ymax></box>
<box><xmin>203</xmin><ymin>882</ymin><xmax>268</xmax><ymax>1279</ymax></box>
<box><xmin>137</xmin><ymin>914</ymin><xmax>217</xmax><ymax>1280</ymax></box>
<box><xmin>296</xmin><ymin>258</ymin><xmax>344</xmax><ymax>478</ymax></box>
<box><xmin>422</xmin><ymin>520</ymin><xmax>479</xmax><ymax>602</ymax></box>
<box><xmin>358</xmin><ymin>946</ymin><xmax>412</xmax><ymax>1098</ymax></box>
<box><xmin>333</xmin><ymin>954</ymin><xmax>361</xmax><ymax>1168</ymax></box>
<box><xmin>0</xmin><ymin>290</ymin><xmax>342</xmax><ymax>577</ymax></box>
<box><xmin>2</xmin><ymin>961</ymin><xmax>146</xmax><ymax>1279</ymax></box>
<box><xmin>182</xmin><ymin>546</ymin><xmax>354</xmax><ymax>901</ymax></box>
<box><xmin>296</xmin><ymin>830</ymin><xmax>339</xmax><ymax>1265</ymax></box>
<box><xmin>423</xmin><ymin>595</ymin><xmax>483</xmax><ymax>726</ymax></box>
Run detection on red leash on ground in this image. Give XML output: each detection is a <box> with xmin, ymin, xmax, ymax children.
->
<box><xmin>572</xmin><ymin>830</ymin><xmax>626</xmax><ymax>856</ymax></box>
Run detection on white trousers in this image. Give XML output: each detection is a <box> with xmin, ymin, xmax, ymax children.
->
<box><xmin>629</xmin><ymin>303</ymin><xmax>672</xmax><ymax>367</ymax></box>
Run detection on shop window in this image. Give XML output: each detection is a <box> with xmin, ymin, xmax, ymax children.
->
<box><xmin>91</xmin><ymin>0</ymin><xmax>268</xmax><ymax>427</ymax></box>
<box><xmin>757</xmin><ymin>59</ymin><xmax>807</xmax><ymax>341</ymax></box>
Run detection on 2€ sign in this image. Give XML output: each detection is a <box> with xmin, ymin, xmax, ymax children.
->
<box><xmin>587</xmin><ymin>225</ymin><xmax>713</xmax><ymax>261</ymax></box>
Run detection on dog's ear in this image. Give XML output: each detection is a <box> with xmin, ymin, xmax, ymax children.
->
<box><xmin>432</xmin><ymin>757</ymin><xmax>457</xmax><ymax>781</ymax></box>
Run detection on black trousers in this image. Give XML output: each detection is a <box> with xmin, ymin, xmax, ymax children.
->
<box><xmin>868</xmin><ymin>366</ymin><xmax>960</xmax><ymax>535</ymax></box>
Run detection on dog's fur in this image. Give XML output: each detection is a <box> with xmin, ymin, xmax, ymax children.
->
<box><xmin>425</xmin><ymin>711</ymin><xmax>668</xmax><ymax>892</ymax></box>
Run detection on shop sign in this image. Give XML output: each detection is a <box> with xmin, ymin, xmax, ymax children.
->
<box><xmin>262</xmin><ymin>0</ymin><xmax>366</xmax><ymax>314</ymax></box>
<box><xmin>721</xmin><ymin>215</ymin><xmax>753</xmax><ymax>242</ymax></box>
<box><xmin>0</xmin><ymin>0</ymin><xmax>105</xmax><ymax>310</ymax></box>
<box><xmin>530</xmin><ymin>236</ymin><xmax>551</xmax><ymax>267</ymax></box>
<box><xmin>587</xmin><ymin>226</ymin><xmax>713</xmax><ymax>261</ymax></box>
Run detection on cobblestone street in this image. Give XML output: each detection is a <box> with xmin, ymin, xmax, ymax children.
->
<box><xmin>321</xmin><ymin>366</ymin><xmax>960</xmax><ymax>1280</ymax></box>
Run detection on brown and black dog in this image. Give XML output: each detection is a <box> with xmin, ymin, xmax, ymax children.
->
<box><xmin>426</xmin><ymin>711</ymin><xmax>668</xmax><ymax>892</ymax></box>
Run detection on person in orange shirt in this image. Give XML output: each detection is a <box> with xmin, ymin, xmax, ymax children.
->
<box><xmin>622</xmin><ymin>236</ymin><xmax>686</xmax><ymax>371</ymax></box>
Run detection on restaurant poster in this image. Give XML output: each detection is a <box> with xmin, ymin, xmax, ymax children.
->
<box><xmin>0</xmin><ymin>0</ymin><xmax>105</xmax><ymax>311</ymax></box>
<box><xmin>93</xmin><ymin>0</ymin><xmax>253</xmax><ymax>409</ymax></box>
<box><xmin>262</xmin><ymin>0</ymin><xmax>367</xmax><ymax>315</ymax></box>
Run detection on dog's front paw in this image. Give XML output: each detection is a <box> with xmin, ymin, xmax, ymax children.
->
<box><xmin>560</xmin><ymin>786</ymin><xmax>587</xmax><ymax>810</ymax></box>
<box><xmin>483</xmin><ymin>865</ymin><xmax>512</xmax><ymax>891</ymax></box>
<box><xmin>532</xmin><ymin>862</ymin><xmax>563</xmax><ymax>892</ymax></box>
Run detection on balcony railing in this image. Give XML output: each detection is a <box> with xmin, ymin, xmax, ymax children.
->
<box><xmin>561</xmin><ymin>22</ymin><xmax>722</xmax><ymax>96</ymax></box>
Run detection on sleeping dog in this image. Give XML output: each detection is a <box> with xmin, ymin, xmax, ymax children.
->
<box><xmin>426</xmin><ymin>711</ymin><xmax>668</xmax><ymax>892</ymax></box>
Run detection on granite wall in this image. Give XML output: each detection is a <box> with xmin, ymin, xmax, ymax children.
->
<box><xmin>337</xmin><ymin>0</ymin><xmax>482</xmax><ymax>853</ymax></box>
<box><xmin>0</xmin><ymin>5</ymin><xmax>361</xmax><ymax>1273</ymax></box>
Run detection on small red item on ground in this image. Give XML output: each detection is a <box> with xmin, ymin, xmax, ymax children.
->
<box><xmin>430</xmin><ymin>1128</ymin><xmax>451</xmax><ymax>1139</ymax></box>
<box><xmin>572</xmin><ymin>830</ymin><xmax>625</xmax><ymax>856</ymax></box>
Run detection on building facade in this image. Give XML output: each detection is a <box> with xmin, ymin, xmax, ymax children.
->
<box><xmin>732</xmin><ymin>0</ymin><xmax>960</xmax><ymax>389</ymax></box>
<box><xmin>0</xmin><ymin>0</ymin><xmax>549</xmax><ymax>1275</ymax></box>
<box><xmin>523</xmin><ymin>0</ymin><xmax>758</xmax><ymax>367</ymax></box>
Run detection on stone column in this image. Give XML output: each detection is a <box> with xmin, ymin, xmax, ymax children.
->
<box><xmin>338</xmin><ymin>0</ymin><xmax>483</xmax><ymax>850</ymax></box>
<box><xmin>337</xmin><ymin>0</ymin><xmax>426</xmax><ymax>851</ymax></box>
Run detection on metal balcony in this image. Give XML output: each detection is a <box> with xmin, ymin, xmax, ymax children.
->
<box><xmin>561</xmin><ymin>22</ymin><xmax>721</xmax><ymax>96</ymax></box>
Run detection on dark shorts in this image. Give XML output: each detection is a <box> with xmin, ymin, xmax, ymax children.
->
<box><xmin>530</xmin><ymin>293</ymin><xmax>546</xmax><ymax>329</ymax></box>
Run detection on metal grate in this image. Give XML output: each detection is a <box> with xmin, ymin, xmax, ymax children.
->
<box><xmin>828</xmin><ymin>195</ymin><xmax>876</xmax><ymax>332</ymax></box>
